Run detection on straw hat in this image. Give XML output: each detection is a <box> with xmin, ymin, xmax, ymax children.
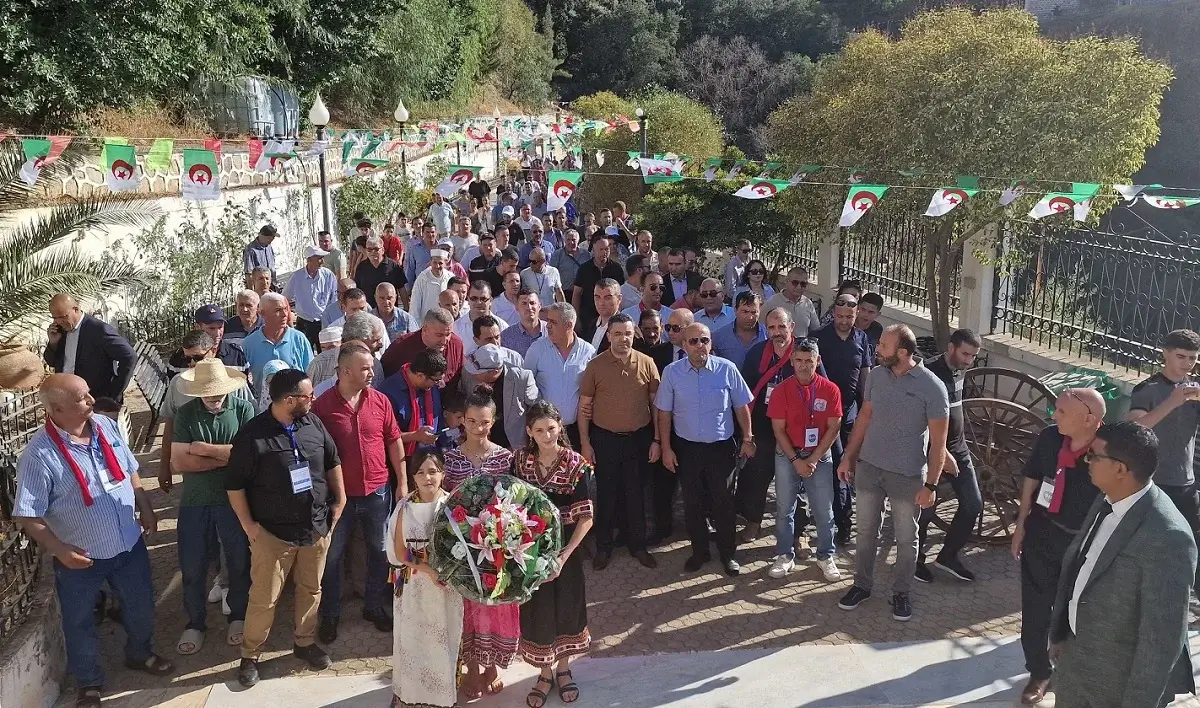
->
<box><xmin>179</xmin><ymin>359</ymin><xmax>248</xmax><ymax>397</ymax></box>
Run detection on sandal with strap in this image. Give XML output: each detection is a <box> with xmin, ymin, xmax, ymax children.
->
<box><xmin>556</xmin><ymin>669</ymin><xmax>579</xmax><ymax>703</ymax></box>
<box><xmin>124</xmin><ymin>654</ymin><xmax>175</xmax><ymax>677</ymax></box>
<box><xmin>526</xmin><ymin>674</ymin><xmax>553</xmax><ymax>708</ymax></box>
<box><xmin>76</xmin><ymin>686</ymin><xmax>102</xmax><ymax>708</ymax></box>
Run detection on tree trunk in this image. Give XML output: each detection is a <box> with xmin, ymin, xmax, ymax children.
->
<box><xmin>925</xmin><ymin>220</ymin><xmax>955</xmax><ymax>349</ymax></box>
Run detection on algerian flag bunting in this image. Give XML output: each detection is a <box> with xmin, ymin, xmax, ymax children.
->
<box><xmin>999</xmin><ymin>179</ymin><xmax>1032</xmax><ymax>207</ymax></box>
<box><xmin>723</xmin><ymin>160</ymin><xmax>746</xmax><ymax>181</ymax></box>
<box><xmin>703</xmin><ymin>158</ymin><xmax>721</xmax><ymax>182</ymax></box>
<box><xmin>18</xmin><ymin>136</ymin><xmax>71</xmax><ymax>186</ymax></box>
<box><xmin>734</xmin><ymin>179</ymin><xmax>791</xmax><ymax>200</ymax></box>
<box><xmin>839</xmin><ymin>185</ymin><xmax>889</xmax><ymax>227</ymax></box>
<box><xmin>345</xmin><ymin>158</ymin><xmax>389</xmax><ymax>178</ymax></box>
<box><xmin>925</xmin><ymin>186</ymin><xmax>979</xmax><ymax>217</ymax></box>
<box><xmin>847</xmin><ymin>168</ymin><xmax>867</xmax><ymax>184</ymax></box>
<box><xmin>789</xmin><ymin>164</ymin><xmax>821</xmax><ymax>186</ymax></box>
<box><xmin>1028</xmin><ymin>183</ymin><xmax>1101</xmax><ymax>221</ymax></box>
<box><xmin>1141</xmin><ymin>195</ymin><xmax>1200</xmax><ymax>209</ymax></box>
<box><xmin>254</xmin><ymin>140</ymin><xmax>295</xmax><ymax>172</ymax></box>
<box><xmin>546</xmin><ymin>171</ymin><xmax>583</xmax><ymax>212</ymax></box>
<box><xmin>105</xmin><ymin>144</ymin><xmax>140</xmax><ymax>192</ymax></box>
<box><xmin>1114</xmin><ymin>183</ymin><xmax>1163</xmax><ymax>202</ymax></box>
<box><xmin>639</xmin><ymin>158</ymin><xmax>684</xmax><ymax>184</ymax></box>
<box><xmin>595</xmin><ymin>150</ymin><xmax>604</xmax><ymax>167</ymax></box>
<box><xmin>181</xmin><ymin>148</ymin><xmax>221</xmax><ymax>201</ymax></box>
<box><xmin>434</xmin><ymin>165</ymin><xmax>482</xmax><ymax>197</ymax></box>
<box><xmin>145</xmin><ymin>139</ymin><xmax>174</xmax><ymax>173</ymax></box>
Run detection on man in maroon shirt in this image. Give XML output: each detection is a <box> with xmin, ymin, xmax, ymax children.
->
<box><xmin>380</xmin><ymin>308</ymin><xmax>463</xmax><ymax>387</ymax></box>
<box><xmin>311</xmin><ymin>342</ymin><xmax>405</xmax><ymax>641</ymax></box>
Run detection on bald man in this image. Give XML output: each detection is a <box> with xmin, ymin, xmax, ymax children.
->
<box><xmin>14</xmin><ymin>375</ymin><xmax>172</xmax><ymax>700</ymax></box>
<box><xmin>1012</xmin><ymin>387</ymin><xmax>1106</xmax><ymax>705</ymax></box>
<box><xmin>44</xmin><ymin>294</ymin><xmax>137</xmax><ymax>404</ymax></box>
<box><xmin>694</xmin><ymin>278</ymin><xmax>735</xmax><ymax>332</ymax></box>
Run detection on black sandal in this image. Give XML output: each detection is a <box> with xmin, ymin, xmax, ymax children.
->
<box><xmin>526</xmin><ymin>674</ymin><xmax>553</xmax><ymax>708</ymax></box>
<box><xmin>556</xmin><ymin>669</ymin><xmax>579</xmax><ymax>703</ymax></box>
<box><xmin>124</xmin><ymin>654</ymin><xmax>174</xmax><ymax>677</ymax></box>
<box><xmin>76</xmin><ymin>686</ymin><xmax>102</xmax><ymax>708</ymax></box>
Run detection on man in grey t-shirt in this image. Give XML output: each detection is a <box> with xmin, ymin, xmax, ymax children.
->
<box><xmin>1128</xmin><ymin>328</ymin><xmax>1200</xmax><ymax>589</ymax></box>
<box><xmin>835</xmin><ymin>324</ymin><xmax>949</xmax><ymax>621</ymax></box>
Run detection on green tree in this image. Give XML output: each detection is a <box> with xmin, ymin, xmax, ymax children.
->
<box><xmin>561</xmin><ymin>0</ymin><xmax>682</xmax><ymax>98</ymax></box>
<box><xmin>487</xmin><ymin>0</ymin><xmax>559</xmax><ymax>108</ymax></box>
<box><xmin>680</xmin><ymin>0</ymin><xmax>843</xmax><ymax>60</ymax></box>
<box><xmin>767</xmin><ymin>8</ymin><xmax>1172</xmax><ymax>345</ymax></box>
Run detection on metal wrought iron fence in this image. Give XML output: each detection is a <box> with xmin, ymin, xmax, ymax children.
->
<box><xmin>991</xmin><ymin>220</ymin><xmax>1200</xmax><ymax>374</ymax></box>
<box><xmin>0</xmin><ymin>388</ymin><xmax>44</xmax><ymax>642</ymax></box>
<box><xmin>115</xmin><ymin>301</ymin><xmax>236</xmax><ymax>354</ymax></box>
<box><xmin>838</xmin><ymin>215</ymin><xmax>962</xmax><ymax>318</ymax></box>
<box><xmin>781</xmin><ymin>233</ymin><xmax>820</xmax><ymax>274</ymax></box>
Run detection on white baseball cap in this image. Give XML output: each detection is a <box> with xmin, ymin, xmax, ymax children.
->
<box><xmin>304</xmin><ymin>244</ymin><xmax>330</xmax><ymax>259</ymax></box>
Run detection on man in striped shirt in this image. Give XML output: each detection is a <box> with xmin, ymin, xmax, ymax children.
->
<box><xmin>14</xmin><ymin>375</ymin><xmax>174</xmax><ymax>707</ymax></box>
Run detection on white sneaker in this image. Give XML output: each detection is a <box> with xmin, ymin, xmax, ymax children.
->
<box><xmin>207</xmin><ymin>582</ymin><xmax>224</xmax><ymax>604</ymax></box>
<box><xmin>768</xmin><ymin>555</ymin><xmax>795</xmax><ymax>579</ymax></box>
<box><xmin>817</xmin><ymin>557</ymin><xmax>842</xmax><ymax>582</ymax></box>
<box><xmin>221</xmin><ymin>588</ymin><xmax>231</xmax><ymax>616</ymax></box>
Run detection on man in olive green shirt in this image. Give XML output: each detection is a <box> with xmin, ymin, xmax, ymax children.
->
<box><xmin>171</xmin><ymin>360</ymin><xmax>255</xmax><ymax>654</ymax></box>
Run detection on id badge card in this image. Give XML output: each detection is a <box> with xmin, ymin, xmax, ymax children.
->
<box><xmin>1036</xmin><ymin>475</ymin><xmax>1056</xmax><ymax>509</ymax></box>
<box><xmin>765</xmin><ymin>384</ymin><xmax>776</xmax><ymax>405</ymax></box>
<box><xmin>804</xmin><ymin>427</ymin><xmax>820</xmax><ymax>448</ymax></box>
<box><xmin>289</xmin><ymin>460</ymin><xmax>313</xmax><ymax>494</ymax></box>
<box><xmin>101</xmin><ymin>472</ymin><xmax>124</xmax><ymax>494</ymax></box>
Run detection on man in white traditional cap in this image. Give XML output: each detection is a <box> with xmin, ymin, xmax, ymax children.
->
<box><xmin>171</xmin><ymin>359</ymin><xmax>256</xmax><ymax>655</ymax></box>
<box><xmin>317</xmin><ymin>326</ymin><xmax>342</xmax><ymax>352</ymax></box>
<box><xmin>409</xmin><ymin>247</ymin><xmax>454</xmax><ymax>320</ymax></box>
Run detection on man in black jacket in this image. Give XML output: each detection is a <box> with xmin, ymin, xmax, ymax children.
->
<box><xmin>44</xmin><ymin>294</ymin><xmax>136</xmax><ymax>404</ymax></box>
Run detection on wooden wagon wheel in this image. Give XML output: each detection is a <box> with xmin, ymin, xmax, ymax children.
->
<box><xmin>929</xmin><ymin>398</ymin><xmax>1048</xmax><ymax>545</ymax></box>
<box><xmin>962</xmin><ymin>367</ymin><xmax>1056</xmax><ymax>421</ymax></box>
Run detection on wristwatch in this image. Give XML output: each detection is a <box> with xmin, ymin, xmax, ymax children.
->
<box><xmin>923</xmin><ymin>482</ymin><xmax>938</xmax><ymax>493</ymax></box>
<box><xmin>788</xmin><ymin>453</ymin><xmax>801</xmax><ymax>462</ymax></box>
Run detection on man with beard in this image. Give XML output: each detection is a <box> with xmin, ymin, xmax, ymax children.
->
<box><xmin>571</xmin><ymin>237</ymin><xmax>624</xmax><ymax>330</ymax></box>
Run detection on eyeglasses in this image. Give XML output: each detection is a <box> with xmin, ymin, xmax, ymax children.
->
<box><xmin>1066</xmin><ymin>390</ymin><xmax>1096</xmax><ymax>417</ymax></box>
<box><xmin>182</xmin><ymin>353</ymin><xmax>207</xmax><ymax>364</ymax></box>
<box><xmin>1084</xmin><ymin>451</ymin><xmax>1126</xmax><ymax>467</ymax></box>
<box><xmin>686</xmin><ymin>336</ymin><xmax>711</xmax><ymax>346</ymax></box>
<box><xmin>646</xmin><ymin>283</ymin><xmax>662</xmax><ymax>291</ymax></box>
<box><xmin>790</xmin><ymin>280</ymin><xmax>809</xmax><ymax>288</ymax></box>
<box><xmin>665</xmin><ymin>324</ymin><xmax>685</xmax><ymax>333</ymax></box>
<box><xmin>835</xmin><ymin>297</ymin><xmax>859</xmax><ymax>307</ymax></box>
<box><xmin>700</xmin><ymin>290</ymin><xmax>720</xmax><ymax>298</ymax></box>
<box><xmin>739</xmin><ymin>249</ymin><xmax>751</xmax><ymax>254</ymax></box>
<box><xmin>748</xmin><ymin>269</ymin><xmax>764</xmax><ymax>275</ymax></box>
<box><xmin>287</xmin><ymin>392</ymin><xmax>315</xmax><ymax>401</ymax></box>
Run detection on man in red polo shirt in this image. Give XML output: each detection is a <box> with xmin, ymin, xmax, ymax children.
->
<box><xmin>380</xmin><ymin>307</ymin><xmax>463</xmax><ymax>387</ymax></box>
<box><xmin>767</xmin><ymin>339</ymin><xmax>843</xmax><ymax>582</ymax></box>
<box><xmin>311</xmin><ymin>342</ymin><xmax>405</xmax><ymax>643</ymax></box>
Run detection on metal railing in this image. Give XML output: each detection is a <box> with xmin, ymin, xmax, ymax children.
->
<box><xmin>115</xmin><ymin>301</ymin><xmax>236</xmax><ymax>354</ymax></box>
<box><xmin>991</xmin><ymin>220</ymin><xmax>1200</xmax><ymax>374</ymax></box>
<box><xmin>0</xmin><ymin>389</ymin><xmax>44</xmax><ymax>642</ymax></box>
<box><xmin>839</xmin><ymin>215</ymin><xmax>962</xmax><ymax>318</ymax></box>
<box><xmin>780</xmin><ymin>233</ymin><xmax>820</xmax><ymax>274</ymax></box>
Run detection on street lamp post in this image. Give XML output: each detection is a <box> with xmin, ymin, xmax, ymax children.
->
<box><xmin>308</xmin><ymin>95</ymin><xmax>332</xmax><ymax>234</ymax></box>
<box><xmin>636</xmin><ymin>107</ymin><xmax>648</xmax><ymax>157</ymax></box>
<box><xmin>455</xmin><ymin>116</ymin><xmax>463</xmax><ymax>164</ymax></box>
<box><xmin>493</xmin><ymin>107</ymin><xmax>502</xmax><ymax>182</ymax></box>
<box><xmin>394</xmin><ymin>99</ymin><xmax>409</xmax><ymax>180</ymax></box>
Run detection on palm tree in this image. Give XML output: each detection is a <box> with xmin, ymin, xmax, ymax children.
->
<box><xmin>0</xmin><ymin>140</ymin><xmax>154</xmax><ymax>343</ymax></box>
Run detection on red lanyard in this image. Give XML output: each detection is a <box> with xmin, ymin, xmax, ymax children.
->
<box><xmin>44</xmin><ymin>419</ymin><xmax>126</xmax><ymax>506</ymax></box>
<box><xmin>751</xmin><ymin>341</ymin><xmax>793</xmax><ymax>402</ymax></box>
<box><xmin>1049</xmin><ymin>437</ymin><xmax>1088</xmax><ymax>513</ymax></box>
<box><xmin>402</xmin><ymin>365</ymin><xmax>435</xmax><ymax>456</ymax></box>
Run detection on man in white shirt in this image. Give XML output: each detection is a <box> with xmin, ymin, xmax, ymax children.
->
<box><xmin>520</xmin><ymin>247</ymin><xmax>564</xmax><ymax>305</ymax></box>
<box><xmin>764</xmin><ymin>266</ymin><xmax>821</xmax><ymax>337</ymax></box>
<box><xmin>283</xmin><ymin>244</ymin><xmax>337</xmax><ymax>349</ymax></box>
<box><xmin>449</xmin><ymin>216</ymin><xmax>477</xmax><ymax>263</ymax></box>
<box><xmin>427</xmin><ymin>193</ymin><xmax>455</xmax><ymax>237</ymax></box>
<box><xmin>491</xmin><ymin>271</ymin><xmax>523</xmax><ymax>327</ymax></box>
<box><xmin>513</xmin><ymin>203</ymin><xmax>539</xmax><ymax>240</ymax></box>
<box><xmin>454</xmin><ymin>280</ymin><xmax>508</xmax><ymax>343</ymax></box>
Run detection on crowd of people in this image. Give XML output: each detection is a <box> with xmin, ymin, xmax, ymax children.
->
<box><xmin>14</xmin><ymin>170</ymin><xmax>1200</xmax><ymax>708</ymax></box>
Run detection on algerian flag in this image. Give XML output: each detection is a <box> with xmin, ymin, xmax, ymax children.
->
<box><xmin>181</xmin><ymin>148</ymin><xmax>221</xmax><ymax>201</ymax></box>
<box><xmin>900</xmin><ymin>167</ymin><xmax>926</xmax><ymax>178</ymax></box>
<box><xmin>925</xmin><ymin>179</ymin><xmax>979</xmax><ymax>217</ymax></box>
<box><xmin>105</xmin><ymin>144</ymin><xmax>140</xmax><ymax>193</ymax></box>
<box><xmin>1141</xmin><ymin>194</ymin><xmax>1200</xmax><ymax>209</ymax></box>
<box><xmin>145</xmin><ymin>139</ymin><xmax>174</xmax><ymax>173</ymax></box>
<box><xmin>1028</xmin><ymin>183</ymin><xmax>1101</xmax><ymax>221</ymax></box>
<box><xmin>594</xmin><ymin>150</ymin><xmax>604</xmax><ymax>167</ymax></box>
<box><xmin>759</xmin><ymin>162</ymin><xmax>783</xmax><ymax>178</ymax></box>
<box><xmin>999</xmin><ymin>179</ymin><xmax>1032</xmax><ymax>207</ymax></box>
<box><xmin>626</xmin><ymin>151</ymin><xmax>640</xmax><ymax>168</ymax></box>
<box><xmin>723</xmin><ymin>160</ymin><xmax>746</xmax><ymax>181</ymax></box>
<box><xmin>18</xmin><ymin>136</ymin><xmax>70</xmax><ymax>186</ymax></box>
<box><xmin>734</xmin><ymin>179</ymin><xmax>791</xmax><ymax>200</ymax></box>
<box><xmin>434</xmin><ymin>165</ymin><xmax>482</xmax><ymax>197</ymax></box>
<box><xmin>99</xmin><ymin>137</ymin><xmax>130</xmax><ymax>169</ymax></box>
<box><xmin>362</xmin><ymin>135</ymin><xmax>383</xmax><ymax>158</ymax></box>
<box><xmin>254</xmin><ymin>140</ymin><xmax>294</xmax><ymax>171</ymax></box>
<box><xmin>639</xmin><ymin>158</ymin><xmax>684</xmax><ymax>184</ymax></box>
<box><xmin>847</xmin><ymin>168</ymin><xmax>867</xmax><ymax>184</ymax></box>
<box><xmin>1114</xmin><ymin>183</ymin><xmax>1163</xmax><ymax>202</ymax></box>
<box><xmin>703</xmin><ymin>158</ymin><xmax>721</xmax><ymax>182</ymax></box>
<box><xmin>839</xmin><ymin>185</ymin><xmax>889</xmax><ymax>227</ymax></box>
<box><xmin>345</xmin><ymin>158</ymin><xmax>389</xmax><ymax>177</ymax></box>
<box><xmin>546</xmin><ymin>171</ymin><xmax>583</xmax><ymax>211</ymax></box>
<box><xmin>306</xmin><ymin>140</ymin><xmax>328</xmax><ymax>157</ymax></box>
<box><xmin>789</xmin><ymin>164</ymin><xmax>820</xmax><ymax>185</ymax></box>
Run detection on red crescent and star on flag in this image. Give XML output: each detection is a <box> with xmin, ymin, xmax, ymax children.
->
<box><xmin>553</xmin><ymin>179</ymin><xmax>574</xmax><ymax>199</ymax></box>
<box><xmin>852</xmin><ymin>191</ymin><xmax>879</xmax><ymax>211</ymax></box>
<box><xmin>111</xmin><ymin>160</ymin><xmax>133</xmax><ymax>179</ymax></box>
<box><xmin>1048</xmin><ymin>195</ymin><xmax>1075</xmax><ymax>212</ymax></box>
<box><xmin>188</xmin><ymin>164</ymin><xmax>212</xmax><ymax>185</ymax></box>
<box><xmin>753</xmin><ymin>183</ymin><xmax>777</xmax><ymax>197</ymax></box>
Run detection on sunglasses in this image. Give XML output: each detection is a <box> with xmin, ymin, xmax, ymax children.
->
<box><xmin>1084</xmin><ymin>450</ymin><xmax>1126</xmax><ymax>467</ymax></box>
<box><xmin>1066</xmin><ymin>390</ymin><xmax>1096</xmax><ymax>417</ymax></box>
<box><xmin>748</xmin><ymin>269</ymin><xmax>764</xmax><ymax>275</ymax></box>
<box><xmin>739</xmin><ymin>249</ymin><xmax>751</xmax><ymax>254</ymax></box>
<box><xmin>790</xmin><ymin>280</ymin><xmax>809</xmax><ymax>288</ymax></box>
<box><xmin>183</xmin><ymin>353</ymin><xmax>207</xmax><ymax>364</ymax></box>
<box><xmin>646</xmin><ymin>283</ymin><xmax>662</xmax><ymax>291</ymax></box>
<box><xmin>700</xmin><ymin>290</ymin><xmax>721</xmax><ymax>298</ymax></box>
<box><xmin>665</xmin><ymin>324</ymin><xmax>685</xmax><ymax>333</ymax></box>
<box><xmin>835</xmin><ymin>297</ymin><xmax>859</xmax><ymax>307</ymax></box>
<box><xmin>686</xmin><ymin>336</ymin><xmax>711</xmax><ymax>346</ymax></box>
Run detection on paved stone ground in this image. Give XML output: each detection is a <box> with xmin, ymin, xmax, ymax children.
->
<box><xmin>72</xmin><ymin>391</ymin><xmax>1023</xmax><ymax>706</ymax></box>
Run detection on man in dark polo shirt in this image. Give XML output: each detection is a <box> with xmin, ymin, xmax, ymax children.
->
<box><xmin>380</xmin><ymin>308</ymin><xmax>463</xmax><ymax>386</ymax></box>
<box><xmin>225</xmin><ymin>369</ymin><xmax>345</xmax><ymax>688</ymax></box>
<box><xmin>467</xmin><ymin>231</ymin><xmax>501</xmax><ymax>285</ymax></box>
<box><xmin>1128</xmin><ymin>328</ymin><xmax>1200</xmax><ymax>592</ymax></box>
<box><xmin>1011</xmin><ymin>387</ymin><xmax>1105</xmax><ymax>705</ymax></box>
<box><xmin>578</xmin><ymin>313</ymin><xmax>662</xmax><ymax>571</ymax></box>
<box><xmin>917</xmin><ymin>328</ymin><xmax>984</xmax><ymax>583</ymax></box>
<box><xmin>571</xmin><ymin>237</ymin><xmax>624</xmax><ymax>331</ymax></box>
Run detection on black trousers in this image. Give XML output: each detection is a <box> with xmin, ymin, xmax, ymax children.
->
<box><xmin>1020</xmin><ymin>512</ymin><xmax>1076</xmax><ymax>681</ymax></box>
<box><xmin>734</xmin><ymin>430</ymin><xmax>777</xmax><ymax>526</ymax></box>
<box><xmin>296</xmin><ymin>317</ymin><xmax>323</xmax><ymax>351</ymax></box>
<box><xmin>674</xmin><ymin>435</ymin><xmax>738</xmax><ymax>561</ymax></box>
<box><xmin>829</xmin><ymin>418</ymin><xmax>854</xmax><ymax>534</ymax></box>
<box><xmin>917</xmin><ymin>448</ymin><xmax>983</xmax><ymax>563</ymax></box>
<box><xmin>650</xmin><ymin>460</ymin><xmax>677</xmax><ymax>536</ymax></box>
<box><xmin>565</xmin><ymin>423</ymin><xmax>581</xmax><ymax>452</ymax></box>
<box><xmin>1159</xmin><ymin>482</ymin><xmax>1200</xmax><ymax>591</ymax></box>
<box><xmin>592</xmin><ymin>425</ymin><xmax>653</xmax><ymax>554</ymax></box>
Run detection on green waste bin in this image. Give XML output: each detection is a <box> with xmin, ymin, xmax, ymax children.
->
<box><xmin>1039</xmin><ymin>367</ymin><xmax>1127</xmax><ymax>423</ymax></box>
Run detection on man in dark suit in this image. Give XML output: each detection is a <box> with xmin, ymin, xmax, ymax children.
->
<box><xmin>1050</xmin><ymin>420</ymin><xmax>1197</xmax><ymax>708</ymax></box>
<box><xmin>44</xmin><ymin>294</ymin><xmax>136</xmax><ymax>404</ymax></box>
<box><xmin>663</xmin><ymin>249</ymin><xmax>703</xmax><ymax>306</ymax></box>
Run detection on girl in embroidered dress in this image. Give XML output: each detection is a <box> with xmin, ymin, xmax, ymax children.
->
<box><xmin>441</xmin><ymin>386</ymin><xmax>520</xmax><ymax>699</ymax></box>
<box><xmin>515</xmin><ymin>400</ymin><xmax>595</xmax><ymax>708</ymax></box>
<box><xmin>386</xmin><ymin>452</ymin><xmax>463</xmax><ymax>708</ymax></box>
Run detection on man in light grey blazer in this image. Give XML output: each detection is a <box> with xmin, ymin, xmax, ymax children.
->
<box><xmin>461</xmin><ymin>343</ymin><xmax>539</xmax><ymax>450</ymax></box>
<box><xmin>1050</xmin><ymin>420</ymin><xmax>1197</xmax><ymax>708</ymax></box>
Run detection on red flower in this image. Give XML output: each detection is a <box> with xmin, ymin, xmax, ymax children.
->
<box><xmin>522</xmin><ymin>528</ymin><xmax>533</xmax><ymax>544</ymax></box>
<box><xmin>470</xmin><ymin>523</ymin><xmax>487</xmax><ymax>545</ymax></box>
<box><xmin>482</xmin><ymin>572</ymin><xmax>498</xmax><ymax>590</ymax></box>
<box><xmin>450</xmin><ymin>505</ymin><xmax>468</xmax><ymax>523</ymax></box>
<box><xmin>528</xmin><ymin>515</ymin><xmax>547</xmax><ymax>535</ymax></box>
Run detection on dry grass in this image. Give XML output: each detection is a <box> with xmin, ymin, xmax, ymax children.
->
<box><xmin>87</xmin><ymin>100</ymin><xmax>222</xmax><ymax>146</ymax></box>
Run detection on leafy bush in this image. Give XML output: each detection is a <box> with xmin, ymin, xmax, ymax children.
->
<box><xmin>333</xmin><ymin>170</ymin><xmax>420</xmax><ymax>248</ymax></box>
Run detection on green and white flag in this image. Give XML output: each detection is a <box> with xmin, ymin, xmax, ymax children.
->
<box><xmin>434</xmin><ymin>164</ymin><xmax>482</xmax><ymax>197</ymax></box>
<box><xmin>847</xmin><ymin>168</ymin><xmax>867</xmax><ymax>184</ymax></box>
<box><xmin>703</xmin><ymin>158</ymin><xmax>722</xmax><ymax>183</ymax></box>
<box><xmin>759</xmin><ymin>162</ymin><xmax>783</xmax><ymax>178</ymax></box>
<box><xmin>1028</xmin><ymin>183</ymin><xmax>1101</xmax><ymax>221</ymax></box>
<box><xmin>924</xmin><ymin>179</ymin><xmax>979</xmax><ymax>217</ymax></box>
<box><xmin>254</xmin><ymin>140</ymin><xmax>296</xmax><ymax>171</ymax></box>
<box><xmin>105</xmin><ymin>144</ymin><xmax>140</xmax><ymax>192</ymax></box>
<box><xmin>626</xmin><ymin>150</ymin><xmax>641</xmax><ymax>168</ymax></box>
<box><xmin>1114</xmin><ymin>183</ymin><xmax>1163</xmax><ymax>202</ymax></box>
<box><xmin>145</xmin><ymin>139</ymin><xmax>174</xmax><ymax>173</ymax></box>
<box><xmin>998</xmin><ymin>179</ymin><xmax>1033</xmax><ymax>207</ymax></box>
<box><xmin>723</xmin><ymin>160</ymin><xmax>747</xmax><ymax>181</ymax></box>
<box><xmin>734</xmin><ymin>179</ymin><xmax>791</xmax><ymax>200</ymax></box>
<box><xmin>181</xmin><ymin>148</ymin><xmax>221</xmax><ymax>201</ymax></box>
<box><xmin>594</xmin><ymin>150</ymin><xmax>605</xmax><ymax>167</ymax></box>
<box><xmin>18</xmin><ymin>137</ymin><xmax>70</xmax><ymax>186</ymax></box>
<box><xmin>344</xmin><ymin>158</ymin><xmax>388</xmax><ymax>178</ymax></box>
<box><xmin>839</xmin><ymin>185</ymin><xmax>889</xmax><ymax>227</ymax></box>
<box><xmin>546</xmin><ymin>171</ymin><xmax>583</xmax><ymax>212</ymax></box>
<box><xmin>639</xmin><ymin>158</ymin><xmax>684</xmax><ymax>184</ymax></box>
<box><xmin>789</xmin><ymin>164</ymin><xmax>821</xmax><ymax>185</ymax></box>
<box><xmin>1141</xmin><ymin>194</ymin><xmax>1200</xmax><ymax>209</ymax></box>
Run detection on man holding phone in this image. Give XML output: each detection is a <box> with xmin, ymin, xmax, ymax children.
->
<box><xmin>44</xmin><ymin>294</ymin><xmax>137</xmax><ymax>405</ymax></box>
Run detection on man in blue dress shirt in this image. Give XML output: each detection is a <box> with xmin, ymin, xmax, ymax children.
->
<box><xmin>283</xmin><ymin>244</ymin><xmax>338</xmax><ymax>349</ymax></box>
<box><xmin>693</xmin><ymin>278</ymin><xmax>736</xmax><ymax>332</ymax></box>
<box><xmin>712</xmin><ymin>291</ymin><xmax>767</xmax><ymax>366</ymax></box>
<box><xmin>655</xmin><ymin>322</ymin><xmax>755</xmax><ymax>576</ymax></box>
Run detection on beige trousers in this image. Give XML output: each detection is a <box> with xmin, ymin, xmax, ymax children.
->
<box><xmin>240</xmin><ymin>528</ymin><xmax>331</xmax><ymax>659</ymax></box>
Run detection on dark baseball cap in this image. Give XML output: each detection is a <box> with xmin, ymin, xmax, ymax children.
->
<box><xmin>480</xmin><ymin>232</ymin><xmax>496</xmax><ymax>242</ymax></box>
<box><xmin>259</xmin><ymin>224</ymin><xmax>278</xmax><ymax>238</ymax></box>
<box><xmin>194</xmin><ymin>304</ymin><xmax>225</xmax><ymax>324</ymax></box>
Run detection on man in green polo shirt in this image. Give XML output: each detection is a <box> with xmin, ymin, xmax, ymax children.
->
<box><xmin>171</xmin><ymin>360</ymin><xmax>255</xmax><ymax>656</ymax></box>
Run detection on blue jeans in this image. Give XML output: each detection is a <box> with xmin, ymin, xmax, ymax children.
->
<box><xmin>319</xmin><ymin>485</ymin><xmax>392</xmax><ymax>619</ymax></box>
<box><xmin>177</xmin><ymin>505</ymin><xmax>250</xmax><ymax>628</ymax></box>
<box><xmin>774</xmin><ymin>453</ymin><xmax>836</xmax><ymax>560</ymax></box>
<box><xmin>55</xmin><ymin>538</ymin><xmax>156</xmax><ymax>688</ymax></box>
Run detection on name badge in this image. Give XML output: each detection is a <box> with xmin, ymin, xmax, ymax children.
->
<box><xmin>814</xmin><ymin>398</ymin><xmax>827</xmax><ymax>412</ymax></box>
<box><xmin>1036</xmin><ymin>476</ymin><xmax>1056</xmax><ymax>509</ymax></box>
<box><xmin>101</xmin><ymin>471</ymin><xmax>124</xmax><ymax>494</ymax></box>
<box><xmin>289</xmin><ymin>460</ymin><xmax>313</xmax><ymax>494</ymax></box>
<box><xmin>804</xmin><ymin>427</ymin><xmax>820</xmax><ymax>448</ymax></box>
<box><xmin>765</xmin><ymin>385</ymin><xmax>775</xmax><ymax>405</ymax></box>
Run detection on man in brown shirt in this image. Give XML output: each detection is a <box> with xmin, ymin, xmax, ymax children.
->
<box><xmin>578</xmin><ymin>312</ymin><xmax>661</xmax><ymax>570</ymax></box>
